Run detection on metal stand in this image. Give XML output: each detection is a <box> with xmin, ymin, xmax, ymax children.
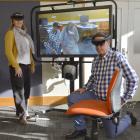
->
<box><xmin>44</xmin><ymin>57</ymin><xmax>79</xmax><ymax>113</ymax></box>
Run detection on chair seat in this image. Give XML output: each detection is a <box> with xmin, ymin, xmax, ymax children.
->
<box><xmin>66</xmin><ymin>99</ymin><xmax>111</xmax><ymax>117</ymax></box>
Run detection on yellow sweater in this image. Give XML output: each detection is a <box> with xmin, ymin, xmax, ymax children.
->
<box><xmin>5</xmin><ymin>30</ymin><xmax>35</xmax><ymax>72</ymax></box>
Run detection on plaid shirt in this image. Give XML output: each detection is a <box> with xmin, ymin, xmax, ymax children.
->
<box><xmin>48</xmin><ymin>30</ymin><xmax>61</xmax><ymax>51</ymax></box>
<box><xmin>84</xmin><ymin>49</ymin><xmax>139</xmax><ymax>101</ymax></box>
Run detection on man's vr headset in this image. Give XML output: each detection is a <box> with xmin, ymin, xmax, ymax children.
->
<box><xmin>11</xmin><ymin>12</ymin><xmax>24</xmax><ymax>20</ymax></box>
<box><xmin>92</xmin><ymin>32</ymin><xmax>112</xmax><ymax>46</ymax></box>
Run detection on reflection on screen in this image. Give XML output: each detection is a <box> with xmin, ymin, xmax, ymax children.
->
<box><xmin>36</xmin><ymin>6</ymin><xmax>111</xmax><ymax>57</ymax></box>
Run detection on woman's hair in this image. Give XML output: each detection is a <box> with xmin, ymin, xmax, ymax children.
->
<box><xmin>9</xmin><ymin>12</ymin><xmax>27</xmax><ymax>30</ymax></box>
<box><xmin>9</xmin><ymin>20</ymin><xmax>27</xmax><ymax>31</ymax></box>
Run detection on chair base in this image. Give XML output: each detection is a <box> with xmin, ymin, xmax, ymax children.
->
<box><xmin>84</xmin><ymin>119</ymin><xmax>99</xmax><ymax>140</ymax></box>
<box><xmin>85</xmin><ymin>134</ymin><xmax>98</xmax><ymax>140</ymax></box>
<box><xmin>86</xmin><ymin>132</ymin><xmax>98</xmax><ymax>140</ymax></box>
<box><xmin>45</xmin><ymin>108</ymin><xmax>66</xmax><ymax>113</ymax></box>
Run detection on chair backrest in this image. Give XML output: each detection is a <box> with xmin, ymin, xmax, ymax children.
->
<box><xmin>106</xmin><ymin>68</ymin><xmax>122</xmax><ymax>114</ymax></box>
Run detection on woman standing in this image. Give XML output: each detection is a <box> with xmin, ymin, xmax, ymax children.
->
<box><xmin>5</xmin><ymin>12</ymin><xmax>35</xmax><ymax>125</ymax></box>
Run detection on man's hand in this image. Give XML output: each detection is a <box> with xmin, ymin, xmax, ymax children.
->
<box><xmin>15</xmin><ymin>67</ymin><xmax>22</xmax><ymax>77</ymax></box>
<box><xmin>75</xmin><ymin>88</ymin><xmax>86</xmax><ymax>94</ymax></box>
<box><xmin>121</xmin><ymin>98</ymin><xmax>126</xmax><ymax>106</ymax></box>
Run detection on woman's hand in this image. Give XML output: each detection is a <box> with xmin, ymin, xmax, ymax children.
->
<box><xmin>31</xmin><ymin>67</ymin><xmax>35</xmax><ymax>74</ymax></box>
<box><xmin>15</xmin><ymin>67</ymin><xmax>22</xmax><ymax>77</ymax></box>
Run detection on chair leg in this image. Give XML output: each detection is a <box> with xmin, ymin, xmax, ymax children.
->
<box><xmin>85</xmin><ymin>136</ymin><xmax>91</xmax><ymax>140</ymax></box>
<box><xmin>91</xmin><ymin>119</ymin><xmax>99</xmax><ymax>140</ymax></box>
<box><xmin>85</xmin><ymin>119</ymin><xmax>99</xmax><ymax>140</ymax></box>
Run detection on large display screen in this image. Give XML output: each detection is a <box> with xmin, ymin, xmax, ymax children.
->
<box><xmin>36</xmin><ymin>5</ymin><xmax>112</xmax><ymax>57</ymax></box>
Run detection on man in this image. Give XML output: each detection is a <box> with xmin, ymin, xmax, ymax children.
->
<box><xmin>46</xmin><ymin>22</ymin><xmax>61</xmax><ymax>54</ymax></box>
<box><xmin>59</xmin><ymin>22</ymin><xmax>79</xmax><ymax>54</ymax></box>
<box><xmin>66</xmin><ymin>32</ymin><xmax>139</xmax><ymax>139</ymax></box>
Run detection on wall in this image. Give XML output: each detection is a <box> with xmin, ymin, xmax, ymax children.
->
<box><xmin>114</xmin><ymin>0</ymin><xmax>140</xmax><ymax>101</ymax></box>
<box><xmin>127</xmin><ymin>0</ymin><xmax>140</xmax><ymax>101</ymax></box>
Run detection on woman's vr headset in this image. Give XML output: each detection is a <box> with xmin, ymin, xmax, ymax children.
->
<box><xmin>92</xmin><ymin>32</ymin><xmax>112</xmax><ymax>46</ymax></box>
<box><xmin>11</xmin><ymin>12</ymin><xmax>24</xmax><ymax>20</ymax></box>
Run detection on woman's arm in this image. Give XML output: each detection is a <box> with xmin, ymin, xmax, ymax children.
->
<box><xmin>5</xmin><ymin>30</ymin><xmax>20</xmax><ymax>70</ymax></box>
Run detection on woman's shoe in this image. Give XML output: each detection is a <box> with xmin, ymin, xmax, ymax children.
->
<box><xmin>19</xmin><ymin>116</ymin><xmax>27</xmax><ymax>125</ymax></box>
<box><xmin>26</xmin><ymin>115</ymin><xmax>31</xmax><ymax>120</ymax></box>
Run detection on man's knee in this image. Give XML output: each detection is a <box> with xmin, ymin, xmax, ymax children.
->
<box><xmin>67</xmin><ymin>92</ymin><xmax>80</xmax><ymax>106</ymax></box>
<box><xmin>67</xmin><ymin>92</ymin><xmax>76</xmax><ymax>102</ymax></box>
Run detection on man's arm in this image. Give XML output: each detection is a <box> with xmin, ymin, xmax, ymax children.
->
<box><xmin>119</xmin><ymin>54</ymin><xmax>139</xmax><ymax>102</ymax></box>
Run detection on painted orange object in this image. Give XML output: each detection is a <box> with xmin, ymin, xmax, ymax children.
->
<box><xmin>66</xmin><ymin>68</ymin><xmax>120</xmax><ymax>117</ymax></box>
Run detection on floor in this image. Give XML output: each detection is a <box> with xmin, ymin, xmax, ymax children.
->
<box><xmin>0</xmin><ymin>102</ymin><xmax>140</xmax><ymax>140</ymax></box>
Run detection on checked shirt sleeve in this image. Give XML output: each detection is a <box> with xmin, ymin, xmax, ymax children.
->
<box><xmin>118</xmin><ymin>54</ymin><xmax>139</xmax><ymax>102</ymax></box>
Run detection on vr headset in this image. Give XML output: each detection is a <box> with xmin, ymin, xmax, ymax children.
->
<box><xmin>92</xmin><ymin>34</ymin><xmax>112</xmax><ymax>46</ymax></box>
<box><xmin>11</xmin><ymin>12</ymin><xmax>24</xmax><ymax>20</ymax></box>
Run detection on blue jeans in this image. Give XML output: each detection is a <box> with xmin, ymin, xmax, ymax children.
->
<box><xmin>67</xmin><ymin>91</ymin><xmax>131</xmax><ymax>138</ymax></box>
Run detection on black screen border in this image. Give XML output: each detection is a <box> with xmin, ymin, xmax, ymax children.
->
<box><xmin>35</xmin><ymin>5</ymin><xmax>112</xmax><ymax>58</ymax></box>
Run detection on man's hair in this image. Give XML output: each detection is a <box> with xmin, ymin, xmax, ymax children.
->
<box><xmin>92</xmin><ymin>32</ymin><xmax>112</xmax><ymax>41</ymax></box>
<box><xmin>91</xmin><ymin>32</ymin><xmax>112</xmax><ymax>46</ymax></box>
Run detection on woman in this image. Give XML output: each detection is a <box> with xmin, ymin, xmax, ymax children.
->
<box><xmin>5</xmin><ymin>12</ymin><xmax>35</xmax><ymax>125</ymax></box>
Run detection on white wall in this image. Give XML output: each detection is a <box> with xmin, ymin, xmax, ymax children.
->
<box><xmin>127</xmin><ymin>0</ymin><xmax>140</xmax><ymax>101</ymax></box>
<box><xmin>112</xmin><ymin>0</ymin><xmax>140</xmax><ymax>101</ymax></box>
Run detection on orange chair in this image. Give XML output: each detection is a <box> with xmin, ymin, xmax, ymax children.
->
<box><xmin>66</xmin><ymin>68</ymin><xmax>123</xmax><ymax>140</ymax></box>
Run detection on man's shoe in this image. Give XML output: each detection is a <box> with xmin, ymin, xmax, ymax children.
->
<box><xmin>127</xmin><ymin>111</ymin><xmax>137</xmax><ymax>126</ymax></box>
<box><xmin>65</xmin><ymin>129</ymin><xmax>87</xmax><ymax>139</ymax></box>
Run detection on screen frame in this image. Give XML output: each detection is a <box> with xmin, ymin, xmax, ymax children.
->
<box><xmin>35</xmin><ymin>5</ymin><xmax>112</xmax><ymax>58</ymax></box>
